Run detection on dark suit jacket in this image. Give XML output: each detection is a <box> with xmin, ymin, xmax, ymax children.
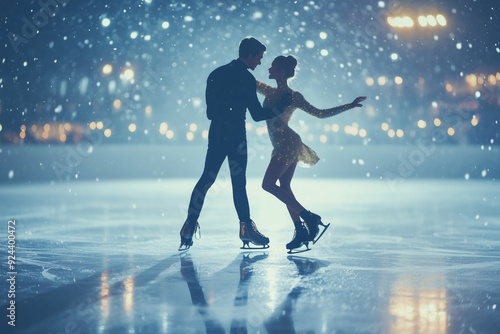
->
<box><xmin>206</xmin><ymin>59</ymin><xmax>276</xmax><ymax>142</ymax></box>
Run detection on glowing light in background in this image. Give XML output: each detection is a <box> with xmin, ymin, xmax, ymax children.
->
<box><xmin>189</xmin><ymin>123</ymin><xmax>198</xmax><ymax>132</ymax></box>
<box><xmin>381</xmin><ymin>122</ymin><xmax>389</xmax><ymax>131</ymax></box>
<box><xmin>113</xmin><ymin>99</ymin><xmax>122</xmax><ymax>109</ymax></box>
<box><xmin>166</xmin><ymin>130</ymin><xmax>174</xmax><ymax>139</ymax></box>
<box><xmin>447</xmin><ymin>128</ymin><xmax>455</xmax><ymax>136</ymax></box>
<box><xmin>102</xmin><ymin>64</ymin><xmax>113</xmax><ymax>75</ymax></box>
<box><xmin>417</xmin><ymin>120</ymin><xmax>427</xmax><ymax>128</ymax></box>
<box><xmin>391</xmin><ymin>14</ymin><xmax>446</xmax><ymax>28</ymax></box>
<box><xmin>104</xmin><ymin>129</ymin><xmax>112</xmax><ymax>137</ymax></box>
<box><xmin>366</xmin><ymin>77</ymin><xmax>375</xmax><ymax>86</ymax></box>
<box><xmin>395</xmin><ymin>76</ymin><xmax>403</xmax><ymax>85</ymax></box>
<box><xmin>122</xmin><ymin>68</ymin><xmax>135</xmax><ymax>81</ymax></box>
<box><xmin>101</xmin><ymin>18</ymin><xmax>111</xmax><ymax>27</ymax></box>
<box><xmin>145</xmin><ymin>105</ymin><xmax>152</xmax><ymax>116</ymax></box>
<box><xmin>378</xmin><ymin>76</ymin><xmax>388</xmax><ymax>86</ymax></box>
<box><xmin>488</xmin><ymin>75</ymin><xmax>496</xmax><ymax>85</ymax></box>
<box><xmin>162</xmin><ymin>21</ymin><xmax>170</xmax><ymax>29</ymax></box>
<box><xmin>418</xmin><ymin>16</ymin><xmax>428</xmax><ymax>27</ymax></box>
<box><xmin>186</xmin><ymin>132</ymin><xmax>194</xmax><ymax>141</ymax></box>
<box><xmin>436</xmin><ymin>14</ymin><xmax>447</xmax><ymax>26</ymax></box>
<box><xmin>427</xmin><ymin>15</ymin><xmax>437</xmax><ymax>27</ymax></box>
<box><xmin>159</xmin><ymin>122</ymin><xmax>168</xmax><ymax>134</ymax></box>
<box><xmin>387</xmin><ymin>16</ymin><xmax>414</xmax><ymax>28</ymax></box>
<box><xmin>128</xmin><ymin>123</ymin><xmax>137</xmax><ymax>132</ymax></box>
<box><xmin>434</xmin><ymin>118</ymin><xmax>441</xmax><ymax>127</ymax></box>
<box><xmin>96</xmin><ymin>121</ymin><xmax>104</xmax><ymax>130</ymax></box>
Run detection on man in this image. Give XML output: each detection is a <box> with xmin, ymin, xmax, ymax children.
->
<box><xmin>179</xmin><ymin>37</ymin><xmax>290</xmax><ymax>251</ymax></box>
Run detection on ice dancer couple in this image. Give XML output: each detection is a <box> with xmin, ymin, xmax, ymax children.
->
<box><xmin>179</xmin><ymin>37</ymin><xmax>366</xmax><ymax>253</ymax></box>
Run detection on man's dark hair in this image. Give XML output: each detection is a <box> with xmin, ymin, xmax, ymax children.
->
<box><xmin>239</xmin><ymin>37</ymin><xmax>266</xmax><ymax>58</ymax></box>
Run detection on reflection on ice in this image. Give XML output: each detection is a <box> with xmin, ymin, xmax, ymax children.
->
<box><xmin>389</xmin><ymin>276</ymin><xmax>447</xmax><ymax>333</ymax></box>
<box><xmin>0</xmin><ymin>179</ymin><xmax>499</xmax><ymax>333</ymax></box>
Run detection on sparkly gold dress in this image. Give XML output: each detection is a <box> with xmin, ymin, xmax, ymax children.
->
<box><xmin>257</xmin><ymin>81</ymin><xmax>353</xmax><ymax>167</ymax></box>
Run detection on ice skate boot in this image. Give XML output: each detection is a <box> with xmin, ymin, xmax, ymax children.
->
<box><xmin>239</xmin><ymin>220</ymin><xmax>270</xmax><ymax>249</ymax></box>
<box><xmin>286</xmin><ymin>220</ymin><xmax>310</xmax><ymax>254</ymax></box>
<box><xmin>300</xmin><ymin>210</ymin><xmax>330</xmax><ymax>244</ymax></box>
<box><xmin>178</xmin><ymin>219</ymin><xmax>200</xmax><ymax>251</ymax></box>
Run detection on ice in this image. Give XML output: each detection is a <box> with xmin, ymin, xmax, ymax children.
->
<box><xmin>0</xmin><ymin>178</ymin><xmax>499</xmax><ymax>333</ymax></box>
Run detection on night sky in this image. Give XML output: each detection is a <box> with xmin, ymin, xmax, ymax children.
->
<box><xmin>1</xmin><ymin>0</ymin><xmax>499</xmax><ymax>146</ymax></box>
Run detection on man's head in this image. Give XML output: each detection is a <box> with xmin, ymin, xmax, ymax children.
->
<box><xmin>238</xmin><ymin>37</ymin><xmax>266</xmax><ymax>70</ymax></box>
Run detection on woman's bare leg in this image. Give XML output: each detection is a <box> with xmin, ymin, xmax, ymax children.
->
<box><xmin>278</xmin><ymin>161</ymin><xmax>301</xmax><ymax>222</ymax></box>
<box><xmin>262</xmin><ymin>157</ymin><xmax>305</xmax><ymax>216</ymax></box>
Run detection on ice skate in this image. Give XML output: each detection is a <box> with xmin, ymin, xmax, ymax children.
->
<box><xmin>239</xmin><ymin>220</ymin><xmax>270</xmax><ymax>249</ymax></box>
<box><xmin>178</xmin><ymin>219</ymin><xmax>200</xmax><ymax>251</ymax></box>
<box><xmin>300</xmin><ymin>210</ymin><xmax>330</xmax><ymax>244</ymax></box>
<box><xmin>286</xmin><ymin>220</ymin><xmax>310</xmax><ymax>254</ymax></box>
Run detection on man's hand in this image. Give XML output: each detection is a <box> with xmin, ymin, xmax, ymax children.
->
<box><xmin>351</xmin><ymin>96</ymin><xmax>367</xmax><ymax>108</ymax></box>
<box><xmin>274</xmin><ymin>92</ymin><xmax>293</xmax><ymax>114</ymax></box>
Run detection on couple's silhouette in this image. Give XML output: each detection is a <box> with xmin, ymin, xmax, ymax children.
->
<box><xmin>179</xmin><ymin>37</ymin><xmax>366</xmax><ymax>252</ymax></box>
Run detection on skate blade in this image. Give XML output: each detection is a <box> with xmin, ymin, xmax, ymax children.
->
<box><xmin>312</xmin><ymin>223</ymin><xmax>330</xmax><ymax>245</ymax></box>
<box><xmin>178</xmin><ymin>242</ymin><xmax>192</xmax><ymax>252</ymax></box>
<box><xmin>287</xmin><ymin>242</ymin><xmax>311</xmax><ymax>254</ymax></box>
<box><xmin>287</xmin><ymin>247</ymin><xmax>311</xmax><ymax>254</ymax></box>
<box><xmin>241</xmin><ymin>241</ymin><xmax>270</xmax><ymax>250</ymax></box>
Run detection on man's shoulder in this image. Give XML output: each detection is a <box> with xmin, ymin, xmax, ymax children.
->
<box><xmin>212</xmin><ymin>59</ymin><xmax>250</xmax><ymax>74</ymax></box>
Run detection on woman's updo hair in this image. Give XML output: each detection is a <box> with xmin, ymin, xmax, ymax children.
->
<box><xmin>274</xmin><ymin>55</ymin><xmax>298</xmax><ymax>80</ymax></box>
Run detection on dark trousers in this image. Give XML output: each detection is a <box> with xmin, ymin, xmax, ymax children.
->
<box><xmin>187</xmin><ymin>124</ymin><xmax>250</xmax><ymax>223</ymax></box>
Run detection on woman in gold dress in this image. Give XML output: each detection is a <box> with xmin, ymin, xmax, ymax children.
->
<box><xmin>257</xmin><ymin>55</ymin><xmax>366</xmax><ymax>252</ymax></box>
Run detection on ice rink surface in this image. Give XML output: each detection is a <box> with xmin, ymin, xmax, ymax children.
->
<box><xmin>1</xmin><ymin>178</ymin><xmax>499</xmax><ymax>334</ymax></box>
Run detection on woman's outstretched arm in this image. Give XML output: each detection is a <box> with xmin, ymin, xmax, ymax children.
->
<box><xmin>294</xmin><ymin>92</ymin><xmax>366</xmax><ymax>118</ymax></box>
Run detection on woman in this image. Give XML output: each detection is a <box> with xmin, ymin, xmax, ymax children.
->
<box><xmin>257</xmin><ymin>55</ymin><xmax>366</xmax><ymax>252</ymax></box>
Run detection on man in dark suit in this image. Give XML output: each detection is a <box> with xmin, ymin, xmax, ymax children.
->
<box><xmin>179</xmin><ymin>37</ymin><xmax>289</xmax><ymax>250</ymax></box>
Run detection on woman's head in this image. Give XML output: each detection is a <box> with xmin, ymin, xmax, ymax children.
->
<box><xmin>269</xmin><ymin>55</ymin><xmax>298</xmax><ymax>81</ymax></box>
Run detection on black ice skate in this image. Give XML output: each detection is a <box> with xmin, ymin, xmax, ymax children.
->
<box><xmin>239</xmin><ymin>220</ymin><xmax>270</xmax><ymax>249</ymax></box>
<box><xmin>300</xmin><ymin>210</ymin><xmax>330</xmax><ymax>244</ymax></box>
<box><xmin>178</xmin><ymin>219</ymin><xmax>200</xmax><ymax>251</ymax></box>
<box><xmin>286</xmin><ymin>220</ymin><xmax>310</xmax><ymax>254</ymax></box>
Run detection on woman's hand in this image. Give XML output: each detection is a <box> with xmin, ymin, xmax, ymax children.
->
<box><xmin>351</xmin><ymin>96</ymin><xmax>367</xmax><ymax>107</ymax></box>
